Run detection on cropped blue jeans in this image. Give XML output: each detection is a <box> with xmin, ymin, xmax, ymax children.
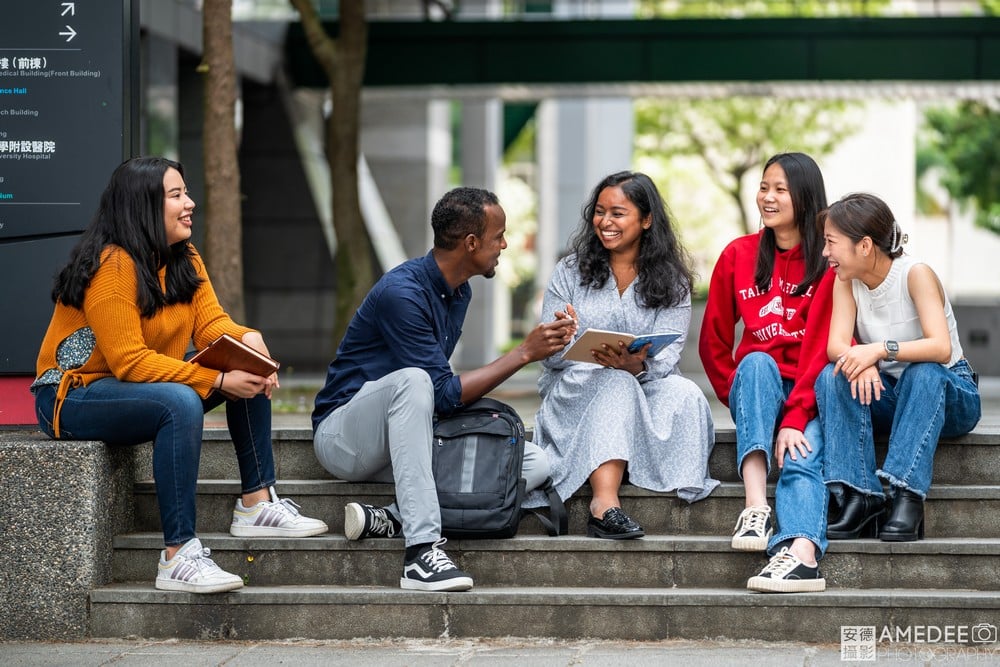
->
<box><xmin>35</xmin><ymin>378</ymin><xmax>276</xmax><ymax>546</ymax></box>
<box><xmin>730</xmin><ymin>352</ymin><xmax>828</xmax><ymax>558</ymax></box>
<box><xmin>816</xmin><ymin>359</ymin><xmax>980</xmax><ymax>499</ymax></box>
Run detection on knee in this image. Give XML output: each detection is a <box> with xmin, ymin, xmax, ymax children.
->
<box><xmin>815</xmin><ymin>363</ymin><xmax>839</xmax><ymax>397</ymax></box>
<box><xmin>162</xmin><ymin>383</ymin><xmax>204</xmax><ymax>420</ymax></box>
<box><xmin>899</xmin><ymin>362</ymin><xmax>947</xmax><ymax>387</ymax></box>
<box><xmin>392</xmin><ymin>368</ymin><xmax>434</xmax><ymax>410</ymax></box>
<box><xmin>522</xmin><ymin>442</ymin><xmax>551</xmax><ymax>491</ymax></box>
<box><xmin>734</xmin><ymin>352</ymin><xmax>780</xmax><ymax>386</ymax></box>
<box><xmin>739</xmin><ymin>351</ymin><xmax>778</xmax><ymax>375</ymax></box>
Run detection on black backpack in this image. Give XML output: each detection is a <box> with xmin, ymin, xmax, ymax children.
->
<box><xmin>432</xmin><ymin>397</ymin><xmax>567</xmax><ymax>539</ymax></box>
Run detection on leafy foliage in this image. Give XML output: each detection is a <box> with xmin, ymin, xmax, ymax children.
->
<box><xmin>921</xmin><ymin>102</ymin><xmax>1000</xmax><ymax>234</ymax></box>
<box><xmin>636</xmin><ymin>97</ymin><xmax>861</xmax><ymax>234</ymax></box>
<box><xmin>637</xmin><ymin>0</ymin><xmax>890</xmax><ymax>18</ymax></box>
<box><xmin>633</xmin><ymin>0</ymin><xmax>881</xmax><ymax>235</ymax></box>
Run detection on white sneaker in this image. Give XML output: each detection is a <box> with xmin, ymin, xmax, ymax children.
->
<box><xmin>155</xmin><ymin>538</ymin><xmax>244</xmax><ymax>594</ymax></box>
<box><xmin>230</xmin><ymin>486</ymin><xmax>329</xmax><ymax>538</ymax></box>
<box><xmin>731</xmin><ymin>505</ymin><xmax>773</xmax><ymax>551</ymax></box>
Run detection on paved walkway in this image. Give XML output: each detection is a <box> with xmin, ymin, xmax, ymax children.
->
<box><xmin>4</xmin><ymin>636</ymin><xmax>986</xmax><ymax>665</ymax></box>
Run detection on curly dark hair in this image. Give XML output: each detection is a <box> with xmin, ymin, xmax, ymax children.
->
<box><xmin>755</xmin><ymin>152</ymin><xmax>828</xmax><ymax>296</ymax></box>
<box><xmin>567</xmin><ymin>171</ymin><xmax>694</xmax><ymax>309</ymax></box>
<box><xmin>52</xmin><ymin>156</ymin><xmax>203</xmax><ymax>317</ymax></box>
<box><xmin>430</xmin><ymin>186</ymin><xmax>500</xmax><ymax>250</ymax></box>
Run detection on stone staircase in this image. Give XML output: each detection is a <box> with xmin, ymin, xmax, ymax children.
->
<box><xmin>89</xmin><ymin>426</ymin><xmax>1000</xmax><ymax>642</ymax></box>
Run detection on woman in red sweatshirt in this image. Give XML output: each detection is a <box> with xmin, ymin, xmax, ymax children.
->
<box><xmin>699</xmin><ymin>152</ymin><xmax>835</xmax><ymax>593</ymax></box>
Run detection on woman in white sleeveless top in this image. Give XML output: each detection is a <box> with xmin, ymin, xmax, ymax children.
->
<box><xmin>815</xmin><ymin>193</ymin><xmax>980</xmax><ymax>542</ymax></box>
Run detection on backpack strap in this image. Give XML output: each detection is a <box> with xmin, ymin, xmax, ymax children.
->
<box><xmin>523</xmin><ymin>477</ymin><xmax>568</xmax><ymax>536</ymax></box>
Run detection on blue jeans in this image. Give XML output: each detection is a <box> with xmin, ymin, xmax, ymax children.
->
<box><xmin>35</xmin><ymin>378</ymin><xmax>276</xmax><ymax>546</ymax></box>
<box><xmin>730</xmin><ymin>352</ymin><xmax>828</xmax><ymax>557</ymax></box>
<box><xmin>816</xmin><ymin>359</ymin><xmax>980</xmax><ymax>499</ymax></box>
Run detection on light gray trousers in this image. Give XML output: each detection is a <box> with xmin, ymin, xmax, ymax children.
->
<box><xmin>313</xmin><ymin>367</ymin><xmax>550</xmax><ymax>547</ymax></box>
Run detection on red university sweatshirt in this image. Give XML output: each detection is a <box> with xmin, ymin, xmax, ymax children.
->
<box><xmin>699</xmin><ymin>231</ymin><xmax>835</xmax><ymax>432</ymax></box>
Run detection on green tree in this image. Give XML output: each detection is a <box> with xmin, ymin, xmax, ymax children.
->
<box><xmin>638</xmin><ymin>0</ymin><xmax>888</xmax><ymax>18</ymax></box>
<box><xmin>921</xmin><ymin>101</ymin><xmax>1000</xmax><ymax>234</ymax></box>
<box><xmin>635</xmin><ymin>0</ymin><xmax>885</xmax><ymax>235</ymax></box>
<box><xmin>636</xmin><ymin>98</ymin><xmax>860</xmax><ymax>234</ymax></box>
<box><xmin>289</xmin><ymin>0</ymin><xmax>372</xmax><ymax>349</ymax></box>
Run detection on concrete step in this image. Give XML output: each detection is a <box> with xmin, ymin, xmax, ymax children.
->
<box><xmin>131</xmin><ymin>479</ymin><xmax>1000</xmax><ymax>539</ymax></box>
<box><xmin>151</xmin><ymin>427</ymin><xmax>1000</xmax><ymax>486</ymax></box>
<box><xmin>88</xmin><ymin>584</ymin><xmax>1000</xmax><ymax>642</ymax></box>
<box><xmin>111</xmin><ymin>532</ymin><xmax>1000</xmax><ymax>591</ymax></box>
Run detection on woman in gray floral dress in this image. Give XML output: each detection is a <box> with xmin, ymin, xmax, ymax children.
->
<box><xmin>527</xmin><ymin>171</ymin><xmax>717</xmax><ymax>539</ymax></box>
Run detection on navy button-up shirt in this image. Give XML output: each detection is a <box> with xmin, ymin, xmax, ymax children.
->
<box><xmin>312</xmin><ymin>251</ymin><xmax>471</xmax><ymax>431</ymax></box>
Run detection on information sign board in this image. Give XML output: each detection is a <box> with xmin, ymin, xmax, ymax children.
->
<box><xmin>0</xmin><ymin>0</ymin><xmax>137</xmax><ymax>374</ymax></box>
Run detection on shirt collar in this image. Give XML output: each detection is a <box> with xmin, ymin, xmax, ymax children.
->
<box><xmin>419</xmin><ymin>249</ymin><xmax>466</xmax><ymax>300</ymax></box>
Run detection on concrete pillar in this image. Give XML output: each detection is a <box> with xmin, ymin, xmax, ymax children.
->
<box><xmin>536</xmin><ymin>97</ymin><xmax>634</xmax><ymax>293</ymax></box>
<box><xmin>361</xmin><ymin>98</ymin><xmax>451</xmax><ymax>259</ymax></box>
<box><xmin>454</xmin><ymin>99</ymin><xmax>505</xmax><ymax>369</ymax></box>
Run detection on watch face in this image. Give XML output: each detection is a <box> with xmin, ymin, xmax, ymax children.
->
<box><xmin>887</xmin><ymin>341</ymin><xmax>899</xmax><ymax>352</ymax></box>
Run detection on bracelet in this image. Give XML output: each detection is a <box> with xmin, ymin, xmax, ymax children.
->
<box><xmin>219</xmin><ymin>371</ymin><xmax>226</xmax><ymax>390</ymax></box>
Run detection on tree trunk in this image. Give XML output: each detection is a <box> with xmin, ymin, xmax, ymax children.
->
<box><xmin>201</xmin><ymin>0</ymin><xmax>245</xmax><ymax>320</ymax></box>
<box><xmin>290</xmin><ymin>0</ymin><xmax>373</xmax><ymax>350</ymax></box>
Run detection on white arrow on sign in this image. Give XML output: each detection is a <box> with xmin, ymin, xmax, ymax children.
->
<box><xmin>59</xmin><ymin>25</ymin><xmax>77</xmax><ymax>42</ymax></box>
<box><xmin>61</xmin><ymin>2</ymin><xmax>76</xmax><ymax>16</ymax></box>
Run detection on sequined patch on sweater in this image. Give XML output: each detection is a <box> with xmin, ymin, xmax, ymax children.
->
<box><xmin>30</xmin><ymin>327</ymin><xmax>97</xmax><ymax>390</ymax></box>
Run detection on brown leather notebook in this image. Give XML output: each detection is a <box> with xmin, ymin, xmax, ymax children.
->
<box><xmin>189</xmin><ymin>334</ymin><xmax>280</xmax><ymax>377</ymax></box>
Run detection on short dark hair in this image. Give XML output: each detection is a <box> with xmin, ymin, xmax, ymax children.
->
<box><xmin>431</xmin><ymin>186</ymin><xmax>500</xmax><ymax>250</ymax></box>
<box><xmin>822</xmin><ymin>192</ymin><xmax>905</xmax><ymax>259</ymax></box>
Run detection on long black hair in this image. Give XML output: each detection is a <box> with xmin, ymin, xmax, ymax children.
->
<box><xmin>52</xmin><ymin>156</ymin><xmax>203</xmax><ymax>317</ymax></box>
<box><xmin>754</xmin><ymin>152</ymin><xmax>828</xmax><ymax>296</ymax></box>
<box><xmin>568</xmin><ymin>171</ymin><xmax>694</xmax><ymax>309</ymax></box>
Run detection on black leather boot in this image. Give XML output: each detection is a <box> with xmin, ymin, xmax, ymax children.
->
<box><xmin>827</xmin><ymin>482</ymin><xmax>847</xmax><ymax>525</ymax></box>
<box><xmin>878</xmin><ymin>486</ymin><xmax>925</xmax><ymax>542</ymax></box>
<box><xmin>827</xmin><ymin>487</ymin><xmax>886</xmax><ymax>539</ymax></box>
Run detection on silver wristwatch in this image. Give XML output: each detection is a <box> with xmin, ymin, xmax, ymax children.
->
<box><xmin>885</xmin><ymin>340</ymin><xmax>899</xmax><ymax>362</ymax></box>
<box><xmin>635</xmin><ymin>360</ymin><xmax>649</xmax><ymax>381</ymax></box>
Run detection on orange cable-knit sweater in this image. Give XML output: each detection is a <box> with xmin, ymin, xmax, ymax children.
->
<box><xmin>34</xmin><ymin>245</ymin><xmax>254</xmax><ymax>436</ymax></box>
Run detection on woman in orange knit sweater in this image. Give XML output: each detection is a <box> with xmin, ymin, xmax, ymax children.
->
<box><xmin>31</xmin><ymin>157</ymin><xmax>327</xmax><ymax>594</ymax></box>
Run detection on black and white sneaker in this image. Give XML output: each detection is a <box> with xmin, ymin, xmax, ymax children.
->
<box><xmin>344</xmin><ymin>502</ymin><xmax>402</xmax><ymax>540</ymax></box>
<box><xmin>731</xmin><ymin>505</ymin><xmax>773</xmax><ymax>551</ymax></box>
<box><xmin>400</xmin><ymin>538</ymin><xmax>474</xmax><ymax>592</ymax></box>
<box><xmin>747</xmin><ymin>546</ymin><xmax>826</xmax><ymax>593</ymax></box>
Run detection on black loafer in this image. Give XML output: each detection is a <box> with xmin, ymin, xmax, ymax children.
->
<box><xmin>586</xmin><ymin>507</ymin><xmax>644</xmax><ymax>539</ymax></box>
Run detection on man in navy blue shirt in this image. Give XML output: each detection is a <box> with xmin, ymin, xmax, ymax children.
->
<box><xmin>313</xmin><ymin>186</ymin><xmax>577</xmax><ymax>592</ymax></box>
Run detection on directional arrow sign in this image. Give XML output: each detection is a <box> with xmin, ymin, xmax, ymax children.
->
<box><xmin>59</xmin><ymin>25</ymin><xmax>76</xmax><ymax>41</ymax></box>
<box><xmin>61</xmin><ymin>2</ymin><xmax>75</xmax><ymax>16</ymax></box>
